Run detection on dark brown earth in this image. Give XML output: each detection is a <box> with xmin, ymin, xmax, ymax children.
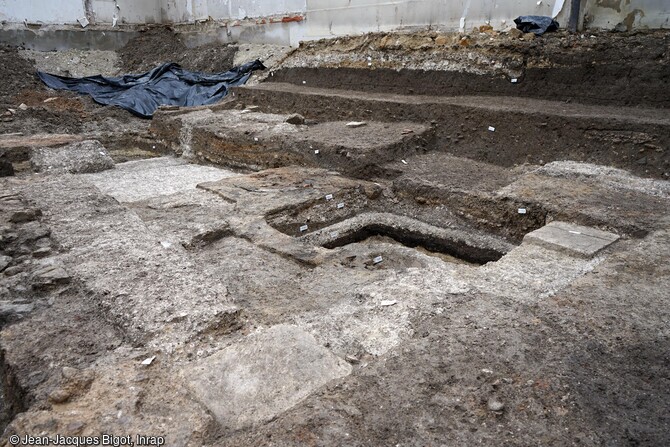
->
<box><xmin>234</xmin><ymin>83</ymin><xmax>670</xmax><ymax>180</ymax></box>
<box><xmin>0</xmin><ymin>47</ymin><xmax>41</xmax><ymax>109</ymax></box>
<box><xmin>118</xmin><ymin>27</ymin><xmax>238</xmax><ymax>73</ymax></box>
<box><xmin>274</xmin><ymin>30</ymin><xmax>670</xmax><ymax>108</ymax></box>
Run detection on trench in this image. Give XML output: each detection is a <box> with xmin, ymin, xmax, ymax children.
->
<box><xmin>322</xmin><ymin>222</ymin><xmax>504</xmax><ymax>265</ymax></box>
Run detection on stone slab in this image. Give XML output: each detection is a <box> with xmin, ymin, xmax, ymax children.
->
<box><xmin>523</xmin><ymin>221</ymin><xmax>619</xmax><ymax>258</ymax></box>
<box><xmin>182</xmin><ymin>324</ymin><xmax>351</xmax><ymax>431</ymax></box>
<box><xmin>31</xmin><ymin>140</ymin><xmax>115</xmax><ymax>174</ymax></box>
<box><xmin>82</xmin><ymin>157</ymin><xmax>238</xmax><ymax>203</ymax></box>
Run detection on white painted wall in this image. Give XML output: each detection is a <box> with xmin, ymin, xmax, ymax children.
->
<box><xmin>0</xmin><ymin>0</ymin><xmax>85</xmax><ymax>24</ymax></box>
<box><xmin>0</xmin><ymin>0</ymin><xmax>161</xmax><ymax>24</ymax></box>
<box><xmin>160</xmin><ymin>0</ymin><xmax>306</xmax><ymax>23</ymax></box>
<box><xmin>584</xmin><ymin>0</ymin><xmax>670</xmax><ymax>30</ymax></box>
<box><xmin>92</xmin><ymin>0</ymin><xmax>161</xmax><ymax>25</ymax></box>
<box><xmin>0</xmin><ymin>0</ymin><xmax>668</xmax><ymax>31</ymax></box>
<box><xmin>304</xmin><ymin>0</ymin><xmax>571</xmax><ymax>39</ymax></box>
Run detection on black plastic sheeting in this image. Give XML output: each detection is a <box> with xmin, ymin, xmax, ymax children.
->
<box><xmin>37</xmin><ymin>60</ymin><xmax>266</xmax><ymax>118</ymax></box>
<box><xmin>514</xmin><ymin>15</ymin><xmax>560</xmax><ymax>35</ymax></box>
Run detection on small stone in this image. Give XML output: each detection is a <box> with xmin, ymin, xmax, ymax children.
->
<box><xmin>32</xmin><ymin>247</ymin><xmax>52</xmax><ymax>258</ymax></box>
<box><xmin>18</xmin><ymin>103</ymin><xmax>28</xmax><ymax>111</ymax></box>
<box><xmin>48</xmin><ymin>388</ymin><xmax>71</xmax><ymax>404</ymax></box>
<box><xmin>3</xmin><ymin>265</ymin><xmax>24</xmax><ymax>276</ymax></box>
<box><xmin>613</xmin><ymin>22</ymin><xmax>627</xmax><ymax>33</ymax></box>
<box><xmin>345</xmin><ymin>355</ymin><xmax>360</xmax><ymax>364</ymax></box>
<box><xmin>62</xmin><ymin>366</ymin><xmax>79</xmax><ymax>380</ymax></box>
<box><xmin>363</xmin><ymin>184</ymin><xmax>382</xmax><ymax>200</ymax></box>
<box><xmin>10</xmin><ymin>208</ymin><xmax>41</xmax><ymax>223</ymax></box>
<box><xmin>0</xmin><ymin>255</ymin><xmax>10</xmax><ymax>272</ymax></box>
<box><xmin>636</xmin><ymin>157</ymin><xmax>647</xmax><ymax>165</ymax></box>
<box><xmin>0</xmin><ymin>160</ymin><xmax>14</xmax><ymax>177</ymax></box>
<box><xmin>379</xmin><ymin>35</ymin><xmax>394</xmax><ymax>49</ymax></box>
<box><xmin>434</xmin><ymin>35</ymin><xmax>449</xmax><ymax>45</ymax></box>
<box><xmin>488</xmin><ymin>398</ymin><xmax>505</xmax><ymax>412</ymax></box>
<box><xmin>285</xmin><ymin>113</ymin><xmax>305</xmax><ymax>125</ymax></box>
<box><xmin>32</xmin><ymin>264</ymin><xmax>70</xmax><ymax>285</ymax></box>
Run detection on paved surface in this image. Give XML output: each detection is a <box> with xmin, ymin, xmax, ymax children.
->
<box><xmin>183</xmin><ymin>324</ymin><xmax>352</xmax><ymax>431</ymax></box>
<box><xmin>524</xmin><ymin>221</ymin><xmax>620</xmax><ymax>258</ymax></box>
<box><xmin>83</xmin><ymin>156</ymin><xmax>238</xmax><ymax>203</ymax></box>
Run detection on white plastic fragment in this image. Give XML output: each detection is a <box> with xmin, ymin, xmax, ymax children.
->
<box><xmin>254</xmin><ymin>137</ymin><xmax>259</xmax><ymax>142</ymax></box>
<box><xmin>299</xmin><ymin>225</ymin><xmax>308</xmax><ymax>232</ymax></box>
<box><xmin>518</xmin><ymin>208</ymin><xmax>527</xmax><ymax>214</ymax></box>
<box><xmin>569</xmin><ymin>230</ymin><xmax>582</xmax><ymax>235</ymax></box>
<box><xmin>141</xmin><ymin>356</ymin><xmax>156</xmax><ymax>366</ymax></box>
<box><xmin>488</xmin><ymin>126</ymin><xmax>496</xmax><ymax>132</ymax></box>
<box><xmin>373</xmin><ymin>255</ymin><xmax>383</xmax><ymax>264</ymax></box>
<box><xmin>337</xmin><ymin>202</ymin><xmax>345</xmax><ymax>209</ymax></box>
<box><xmin>302</xmin><ymin>80</ymin><xmax>306</xmax><ymax>84</ymax></box>
<box><xmin>330</xmin><ymin>231</ymin><xmax>339</xmax><ymax>238</ymax></box>
<box><xmin>459</xmin><ymin>17</ymin><xmax>466</xmax><ymax>32</ymax></box>
<box><xmin>314</xmin><ymin>149</ymin><xmax>319</xmax><ymax>154</ymax></box>
<box><xmin>511</xmin><ymin>78</ymin><xmax>518</xmax><ymax>83</ymax></box>
<box><xmin>325</xmin><ymin>194</ymin><xmax>333</xmax><ymax>201</ymax></box>
<box><xmin>401</xmin><ymin>159</ymin><xmax>408</xmax><ymax>165</ymax></box>
<box><xmin>380</xmin><ymin>300</ymin><xmax>397</xmax><ymax>306</ymax></box>
<box><xmin>77</xmin><ymin>17</ymin><xmax>89</xmax><ymax>28</ymax></box>
<box><xmin>160</xmin><ymin>241</ymin><xmax>172</xmax><ymax>249</ymax></box>
<box><xmin>346</xmin><ymin>121</ymin><xmax>367</xmax><ymax>128</ymax></box>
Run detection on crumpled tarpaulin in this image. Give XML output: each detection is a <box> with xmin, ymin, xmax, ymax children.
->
<box><xmin>37</xmin><ymin>60</ymin><xmax>266</xmax><ymax>118</ymax></box>
<box><xmin>514</xmin><ymin>15</ymin><xmax>560</xmax><ymax>35</ymax></box>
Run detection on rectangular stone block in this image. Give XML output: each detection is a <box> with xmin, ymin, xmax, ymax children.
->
<box><xmin>523</xmin><ymin>221</ymin><xmax>619</xmax><ymax>258</ymax></box>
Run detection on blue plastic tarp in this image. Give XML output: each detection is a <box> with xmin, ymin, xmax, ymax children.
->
<box><xmin>38</xmin><ymin>60</ymin><xmax>266</xmax><ymax>118</ymax></box>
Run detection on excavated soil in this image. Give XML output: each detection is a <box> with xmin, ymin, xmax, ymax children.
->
<box><xmin>0</xmin><ymin>26</ymin><xmax>669</xmax><ymax>447</ymax></box>
<box><xmin>0</xmin><ymin>47</ymin><xmax>41</xmax><ymax>109</ymax></box>
<box><xmin>275</xmin><ymin>29</ymin><xmax>670</xmax><ymax>108</ymax></box>
<box><xmin>118</xmin><ymin>27</ymin><xmax>238</xmax><ymax>73</ymax></box>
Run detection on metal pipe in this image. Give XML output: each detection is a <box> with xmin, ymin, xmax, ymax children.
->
<box><xmin>568</xmin><ymin>0</ymin><xmax>582</xmax><ymax>32</ymax></box>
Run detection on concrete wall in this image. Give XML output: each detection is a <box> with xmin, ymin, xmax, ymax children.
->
<box><xmin>583</xmin><ymin>0</ymin><xmax>670</xmax><ymax>30</ymax></box>
<box><xmin>0</xmin><ymin>0</ymin><xmax>85</xmax><ymax>24</ymax></box>
<box><xmin>0</xmin><ymin>0</ymin><xmax>668</xmax><ymax>36</ymax></box>
<box><xmin>161</xmin><ymin>0</ymin><xmax>307</xmax><ymax>23</ymax></box>
<box><xmin>304</xmin><ymin>0</ymin><xmax>571</xmax><ymax>39</ymax></box>
<box><xmin>0</xmin><ymin>0</ymin><xmax>161</xmax><ymax>25</ymax></box>
<box><xmin>92</xmin><ymin>0</ymin><xmax>161</xmax><ymax>25</ymax></box>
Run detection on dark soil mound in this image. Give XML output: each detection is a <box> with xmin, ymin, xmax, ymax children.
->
<box><xmin>0</xmin><ymin>46</ymin><xmax>42</xmax><ymax>107</ymax></box>
<box><xmin>118</xmin><ymin>27</ymin><xmax>238</xmax><ymax>74</ymax></box>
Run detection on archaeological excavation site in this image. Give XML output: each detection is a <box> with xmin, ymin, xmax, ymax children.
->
<box><xmin>0</xmin><ymin>0</ymin><xmax>669</xmax><ymax>446</ymax></box>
